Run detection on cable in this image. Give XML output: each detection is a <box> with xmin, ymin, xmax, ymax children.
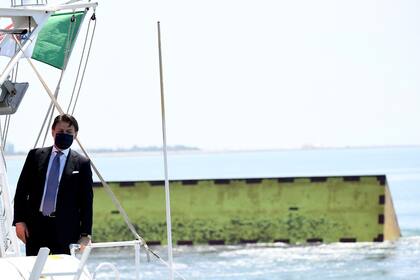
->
<box><xmin>67</xmin><ymin>10</ymin><xmax>92</xmax><ymax>113</ymax></box>
<box><xmin>33</xmin><ymin>101</ymin><xmax>53</xmax><ymax>148</ymax></box>
<box><xmin>70</xmin><ymin>11</ymin><xmax>96</xmax><ymax>115</ymax></box>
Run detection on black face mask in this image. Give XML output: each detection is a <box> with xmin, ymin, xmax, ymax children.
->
<box><xmin>55</xmin><ymin>133</ymin><xmax>74</xmax><ymax>150</ymax></box>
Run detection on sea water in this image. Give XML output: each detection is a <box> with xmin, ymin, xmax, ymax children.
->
<box><xmin>5</xmin><ymin>146</ymin><xmax>420</xmax><ymax>279</ymax></box>
<box><xmin>85</xmin><ymin>239</ymin><xmax>420</xmax><ymax>279</ymax></box>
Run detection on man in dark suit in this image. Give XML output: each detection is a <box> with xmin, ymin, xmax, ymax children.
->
<box><xmin>13</xmin><ymin>114</ymin><xmax>93</xmax><ymax>256</ymax></box>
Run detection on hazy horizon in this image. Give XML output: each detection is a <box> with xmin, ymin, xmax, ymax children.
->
<box><xmin>4</xmin><ymin>142</ymin><xmax>420</xmax><ymax>156</ymax></box>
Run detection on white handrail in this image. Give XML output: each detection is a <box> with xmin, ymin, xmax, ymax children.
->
<box><xmin>71</xmin><ymin>240</ymin><xmax>143</xmax><ymax>280</ymax></box>
<box><xmin>134</xmin><ymin>242</ymin><xmax>141</xmax><ymax>280</ymax></box>
<box><xmin>88</xmin><ymin>240</ymin><xmax>143</xmax><ymax>248</ymax></box>
<box><xmin>72</xmin><ymin>246</ymin><xmax>92</xmax><ymax>280</ymax></box>
<box><xmin>28</xmin><ymin>247</ymin><xmax>50</xmax><ymax>280</ymax></box>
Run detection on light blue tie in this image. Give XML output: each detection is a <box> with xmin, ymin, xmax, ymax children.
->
<box><xmin>42</xmin><ymin>151</ymin><xmax>62</xmax><ymax>216</ymax></box>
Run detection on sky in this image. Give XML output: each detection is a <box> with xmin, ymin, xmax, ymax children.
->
<box><xmin>1</xmin><ymin>0</ymin><xmax>420</xmax><ymax>152</ymax></box>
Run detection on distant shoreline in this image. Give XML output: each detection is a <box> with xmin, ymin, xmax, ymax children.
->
<box><xmin>4</xmin><ymin>145</ymin><xmax>201</xmax><ymax>157</ymax></box>
<box><xmin>4</xmin><ymin>144</ymin><xmax>420</xmax><ymax>159</ymax></box>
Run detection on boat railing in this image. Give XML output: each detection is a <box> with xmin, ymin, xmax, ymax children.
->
<box><xmin>28</xmin><ymin>240</ymin><xmax>143</xmax><ymax>280</ymax></box>
<box><xmin>28</xmin><ymin>247</ymin><xmax>49</xmax><ymax>280</ymax></box>
<box><xmin>11</xmin><ymin>0</ymin><xmax>48</xmax><ymax>7</ymax></box>
<box><xmin>71</xmin><ymin>240</ymin><xmax>143</xmax><ymax>280</ymax></box>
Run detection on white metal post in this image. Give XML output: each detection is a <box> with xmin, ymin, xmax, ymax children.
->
<box><xmin>29</xmin><ymin>247</ymin><xmax>50</xmax><ymax>280</ymax></box>
<box><xmin>135</xmin><ymin>242</ymin><xmax>141</xmax><ymax>280</ymax></box>
<box><xmin>73</xmin><ymin>246</ymin><xmax>92</xmax><ymax>280</ymax></box>
<box><xmin>157</xmin><ymin>21</ymin><xmax>174</xmax><ymax>280</ymax></box>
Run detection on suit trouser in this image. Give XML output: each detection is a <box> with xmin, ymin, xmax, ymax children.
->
<box><xmin>26</xmin><ymin>214</ymin><xmax>71</xmax><ymax>256</ymax></box>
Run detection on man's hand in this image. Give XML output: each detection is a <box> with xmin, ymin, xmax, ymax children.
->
<box><xmin>77</xmin><ymin>235</ymin><xmax>91</xmax><ymax>252</ymax></box>
<box><xmin>15</xmin><ymin>222</ymin><xmax>29</xmax><ymax>244</ymax></box>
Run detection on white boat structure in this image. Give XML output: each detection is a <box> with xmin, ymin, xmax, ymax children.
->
<box><xmin>0</xmin><ymin>1</ymin><xmax>181</xmax><ymax>279</ymax></box>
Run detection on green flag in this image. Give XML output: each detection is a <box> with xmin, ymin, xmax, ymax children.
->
<box><xmin>32</xmin><ymin>11</ymin><xmax>85</xmax><ymax>69</ymax></box>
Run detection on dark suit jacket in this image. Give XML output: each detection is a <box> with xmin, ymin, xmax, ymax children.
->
<box><xmin>13</xmin><ymin>146</ymin><xmax>93</xmax><ymax>249</ymax></box>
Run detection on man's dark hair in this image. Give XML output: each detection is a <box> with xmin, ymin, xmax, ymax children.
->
<box><xmin>52</xmin><ymin>114</ymin><xmax>79</xmax><ymax>132</ymax></box>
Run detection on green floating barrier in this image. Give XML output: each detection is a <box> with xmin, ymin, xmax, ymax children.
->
<box><xmin>92</xmin><ymin>175</ymin><xmax>400</xmax><ymax>245</ymax></box>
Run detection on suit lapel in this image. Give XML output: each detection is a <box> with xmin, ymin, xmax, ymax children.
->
<box><xmin>60</xmin><ymin>149</ymin><xmax>77</xmax><ymax>188</ymax></box>
<box><xmin>38</xmin><ymin>147</ymin><xmax>52</xmax><ymax>184</ymax></box>
<box><xmin>34</xmin><ymin>147</ymin><xmax>52</xmax><ymax>203</ymax></box>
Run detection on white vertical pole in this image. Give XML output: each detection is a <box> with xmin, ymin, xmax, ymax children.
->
<box><xmin>29</xmin><ymin>247</ymin><xmax>50</xmax><ymax>280</ymax></box>
<box><xmin>157</xmin><ymin>21</ymin><xmax>174</xmax><ymax>280</ymax></box>
<box><xmin>134</xmin><ymin>242</ymin><xmax>141</xmax><ymax>280</ymax></box>
<box><xmin>73</xmin><ymin>246</ymin><xmax>92</xmax><ymax>280</ymax></box>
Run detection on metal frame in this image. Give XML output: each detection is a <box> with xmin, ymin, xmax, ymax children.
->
<box><xmin>11</xmin><ymin>0</ymin><xmax>48</xmax><ymax>7</ymax></box>
<box><xmin>72</xmin><ymin>240</ymin><xmax>143</xmax><ymax>280</ymax></box>
<box><xmin>0</xmin><ymin>1</ymin><xmax>98</xmax><ymax>91</ymax></box>
<box><xmin>28</xmin><ymin>248</ymin><xmax>50</xmax><ymax>280</ymax></box>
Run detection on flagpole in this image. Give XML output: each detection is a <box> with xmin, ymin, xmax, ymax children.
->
<box><xmin>157</xmin><ymin>21</ymin><xmax>174</xmax><ymax>280</ymax></box>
